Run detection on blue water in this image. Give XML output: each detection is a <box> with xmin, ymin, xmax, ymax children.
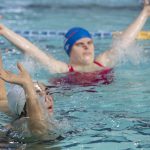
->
<box><xmin>0</xmin><ymin>0</ymin><xmax>150</xmax><ymax>149</ymax></box>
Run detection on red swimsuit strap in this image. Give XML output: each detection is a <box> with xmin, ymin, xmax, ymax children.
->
<box><xmin>94</xmin><ymin>60</ymin><xmax>104</xmax><ymax>67</ymax></box>
<box><xmin>68</xmin><ymin>61</ymin><xmax>104</xmax><ymax>72</ymax></box>
<box><xmin>68</xmin><ymin>65</ymin><xmax>74</xmax><ymax>72</ymax></box>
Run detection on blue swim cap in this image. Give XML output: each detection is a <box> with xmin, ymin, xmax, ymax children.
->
<box><xmin>64</xmin><ymin>27</ymin><xmax>92</xmax><ymax>56</ymax></box>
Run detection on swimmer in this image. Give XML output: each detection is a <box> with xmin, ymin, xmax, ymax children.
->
<box><xmin>0</xmin><ymin>0</ymin><xmax>150</xmax><ymax>74</ymax></box>
<box><xmin>0</xmin><ymin>54</ymin><xmax>56</xmax><ymax>141</ymax></box>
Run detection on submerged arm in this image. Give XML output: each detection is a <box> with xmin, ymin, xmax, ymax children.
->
<box><xmin>0</xmin><ymin>24</ymin><xmax>68</xmax><ymax>73</ymax></box>
<box><xmin>96</xmin><ymin>1</ymin><xmax>150</xmax><ymax>67</ymax></box>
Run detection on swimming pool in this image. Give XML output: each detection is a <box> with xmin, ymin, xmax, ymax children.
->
<box><xmin>0</xmin><ymin>0</ymin><xmax>150</xmax><ymax>149</ymax></box>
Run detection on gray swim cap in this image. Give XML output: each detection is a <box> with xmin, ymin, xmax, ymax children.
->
<box><xmin>7</xmin><ymin>85</ymin><xmax>26</xmax><ymax>116</ymax></box>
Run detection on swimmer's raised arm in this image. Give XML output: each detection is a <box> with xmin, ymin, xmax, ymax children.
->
<box><xmin>0</xmin><ymin>24</ymin><xmax>68</xmax><ymax>73</ymax></box>
<box><xmin>96</xmin><ymin>0</ymin><xmax>150</xmax><ymax>67</ymax></box>
<box><xmin>0</xmin><ymin>62</ymin><xmax>51</xmax><ymax>138</ymax></box>
<box><xmin>0</xmin><ymin>54</ymin><xmax>9</xmax><ymax>113</ymax></box>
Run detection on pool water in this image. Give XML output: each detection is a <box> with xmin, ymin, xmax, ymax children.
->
<box><xmin>0</xmin><ymin>0</ymin><xmax>150</xmax><ymax>149</ymax></box>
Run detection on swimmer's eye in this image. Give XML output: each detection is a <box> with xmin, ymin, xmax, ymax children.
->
<box><xmin>75</xmin><ymin>42</ymin><xmax>83</xmax><ymax>47</ymax></box>
<box><xmin>46</xmin><ymin>91</ymin><xmax>51</xmax><ymax>95</ymax></box>
<box><xmin>34</xmin><ymin>82</ymin><xmax>43</xmax><ymax>93</ymax></box>
<box><xmin>75</xmin><ymin>40</ymin><xmax>93</xmax><ymax>47</ymax></box>
<box><xmin>36</xmin><ymin>89</ymin><xmax>42</xmax><ymax>93</ymax></box>
<box><xmin>88</xmin><ymin>40</ymin><xmax>93</xmax><ymax>45</ymax></box>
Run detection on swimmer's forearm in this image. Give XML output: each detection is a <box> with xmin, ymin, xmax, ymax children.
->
<box><xmin>2</xmin><ymin>26</ymin><xmax>45</xmax><ymax>55</ymax></box>
<box><xmin>23</xmin><ymin>83</ymin><xmax>49</xmax><ymax>135</ymax></box>
<box><xmin>0</xmin><ymin>54</ymin><xmax>10</xmax><ymax>114</ymax></box>
<box><xmin>2</xmin><ymin>26</ymin><xmax>68</xmax><ymax>73</ymax></box>
<box><xmin>97</xmin><ymin>6</ymin><xmax>149</xmax><ymax>67</ymax></box>
<box><xmin>23</xmin><ymin>83</ymin><xmax>43</xmax><ymax>119</ymax></box>
<box><xmin>118</xmin><ymin>6</ymin><xmax>149</xmax><ymax>47</ymax></box>
<box><xmin>0</xmin><ymin>55</ymin><xmax>7</xmax><ymax>101</ymax></box>
<box><xmin>2</xmin><ymin>26</ymin><xmax>36</xmax><ymax>53</ymax></box>
<box><xmin>0</xmin><ymin>79</ymin><xmax>7</xmax><ymax>101</ymax></box>
<box><xmin>2</xmin><ymin>26</ymin><xmax>52</xmax><ymax>62</ymax></box>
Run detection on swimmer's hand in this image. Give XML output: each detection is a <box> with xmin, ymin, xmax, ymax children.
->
<box><xmin>144</xmin><ymin>0</ymin><xmax>150</xmax><ymax>5</ymax></box>
<box><xmin>0</xmin><ymin>61</ymin><xmax>32</xmax><ymax>87</ymax></box>
<box><xmin>144</xmin><ymin>0</ymin><xmax>150</xmax><ymax>16</ymax></box>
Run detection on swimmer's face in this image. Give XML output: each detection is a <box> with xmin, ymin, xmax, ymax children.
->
<box><xmin>34</xmin><ymin>83</ymin><xmax>53</xmax><ymax>115</ymax></box>
<box><xmin>70</xmin><ymin>38</ymin><xmax>94</xmax><ymax>65</ymax></box>
<box><xmin>44</xmin><ymin>94</ymin><xmax>53</xmax><ymax>114</ymax></box>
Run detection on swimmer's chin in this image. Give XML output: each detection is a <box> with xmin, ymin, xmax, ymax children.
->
<box><xmin>48</xmin><ymin>111</ymin><xmax>53</xmax><ymax>116</ymax></box>
<box><xmin>82</xmin><ymin>56</ymin><xmax>93</xmax><ymax>65</ymax></box>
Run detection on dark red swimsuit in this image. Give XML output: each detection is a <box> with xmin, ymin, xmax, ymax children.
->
<box><xmin>50</xmin><ymin>61</ymin><xmax>113</xmax><ymax>86</ymax></box>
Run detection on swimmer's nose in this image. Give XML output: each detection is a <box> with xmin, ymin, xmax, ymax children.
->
<box><xmin>45</xmin><ymin>95</ymin><xmax>53</xmax><ymax>105</ymax></box>
<box><xmin>83</xmin><ymin>43</ymin><xmax>88</xmax><ymax>49</ymax></box>
<box><xmin>45</xmin><ymin>95</ymin><xmax>53</xmax><ymax>113</ymax></box>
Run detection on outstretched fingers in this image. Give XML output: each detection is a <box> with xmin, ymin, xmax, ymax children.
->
<box><xmin>0</xmin><ymin>62</ymin><xmax>20</xmax><ymax>84</ymax></box>
<box><xmin>0</xmin><ymin>59</ymin><xmax>31</xmax><ymax>86</ymax></box>
<box><xmin>17</xmin><ymin>62</ymin><xmax>30</xmax><ymax>78</ymax></box>
<box><xmin>17</xmin><ymin>62</ymin><xmax>33</xmax><ymax>85</ymax></box>
<box><xmin>0</xmin><ymin>69</ymin><xmax>9</xmax><ymax>81</ymax></box>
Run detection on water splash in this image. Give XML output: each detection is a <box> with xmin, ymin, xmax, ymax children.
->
<box><xmin>110</xmin><ymin>38</ymin><xmax>145</xmax><ymax>66</ymax></box>
<box><xmin>20</xmin><ymin>56</ymin><xmax>37</xmax><ymax>75</ymax></box>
